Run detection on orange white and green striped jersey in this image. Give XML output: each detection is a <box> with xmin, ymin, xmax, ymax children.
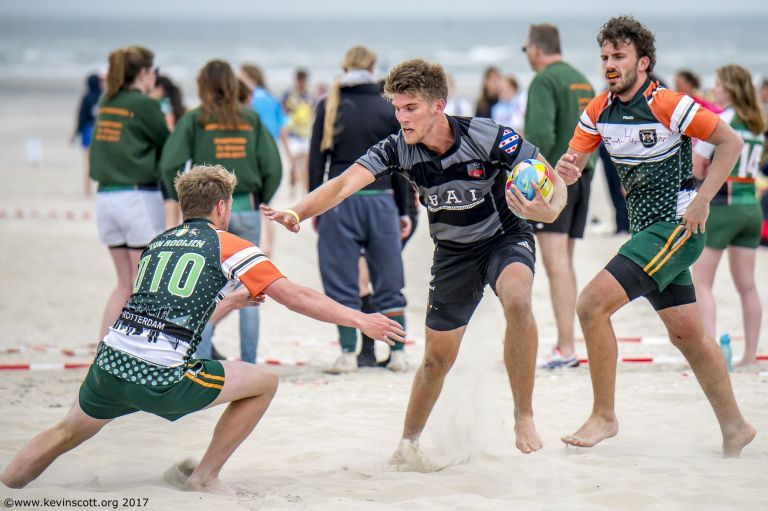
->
<box><xmin>694</xmin><ymin>107</ymin><xmax>763</xmax><ymax>205</ymax></box>
<box><xmin>95</xmin><ymin>218</ymin><xmax>284</xmax><ymax>386</ymax></box>
<box><xmin>570</xmin><ymin>79</ymin><xmax>719</xmax><ymax>233</ymax></box>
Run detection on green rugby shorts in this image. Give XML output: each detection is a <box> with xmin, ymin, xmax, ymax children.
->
<box><xmin>618</xmin><ymin>221</ymin><xmax>705</xmax><ymax>291</ymax></box>
<box><xmin>705</xmin><ymin>204</ymin><xmax>762</xmax><ymax>250</ymax></box>
<box><xmin>79</xmin><ymin>359</ymin><xmax>224</xmax><ymax>421</ymax></box>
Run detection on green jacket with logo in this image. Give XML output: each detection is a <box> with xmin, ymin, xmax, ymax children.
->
<box><xmin>89</xmin><ymin>89</ymin><xmax>170</xmax><ymax>186</ymax></box>
<box><xmin>160</xmin><ymin>107</ymin><xmax>282</xmax><ymax>205</ymax></box>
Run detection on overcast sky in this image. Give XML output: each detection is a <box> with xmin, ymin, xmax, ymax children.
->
<box><xmin>3</xmin><ymin>0</ymin><xmax>767</xmax><ymax>18</ymax></box>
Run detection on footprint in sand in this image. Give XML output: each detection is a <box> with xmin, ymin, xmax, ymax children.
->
<box><xmin>236</xmin><ymin>486</ymin><xmax>264</xmax><ymax>504</ymax></box>
<box><xmin>162</xmin><ymin>458</ymin><xmax>198</xmax><ymax>490</ymax></box>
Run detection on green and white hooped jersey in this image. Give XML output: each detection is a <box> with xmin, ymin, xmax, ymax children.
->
<box><xmin>95</xmin><ymin>219</ymin><xmax>283</xmax><ymax>386</ymax></box>
<box><xmin>570</xmin><ymin>80</ymin><xmax>720</xmax><ymax>233</ymax></box>
<box><xmin>694</xmin><ymin>108</ymin><xmax>763</xmax><ymax>205</ymax></box>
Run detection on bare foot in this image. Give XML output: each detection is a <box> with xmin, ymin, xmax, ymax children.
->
<box><xmin>514</xmin><ymin>416</ymin><xmax>543</xmax><ymax>454</ymax></box>
<box><xmin>185</xmin><ymin>476</ymin><xmax>236</xmax><ymax>496</ymax></box>
<box><xmin>734</xmin><ymin>358</ymin><xmax>758</xmax><ymax>368</ymax></box>
<box><xmin>164</xmin><ymin>459</ymin><xmax>235</xmax><ymax>496</ymax></box>
<box><xmin>722</xmin><ymin>422</ymin><xmax>756</xmax><ymax>458</ymax></box>
<box><xmin>561</xmin><ymin>414</ymin><xmax>619</xmax><ymax>448</ymax></box>
<box><xmin>389</xmin><ymin>439</ymin><xmax>440</xmax><ymax>472</ymax></box>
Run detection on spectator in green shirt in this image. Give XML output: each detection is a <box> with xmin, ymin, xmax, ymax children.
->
<box><xmin>160</xmin><ymin>59</ymin><xmax>282</xmax><ymax>363</ymax></box>
<box><xmin>89</xmin><ymin>45</ymin><xmax>169</xmax><ymax>339</ymax></box>
<box><xmin>523</xmin><ymin>24</ymin><xmax>596</xmax><ymax>370</ymax></box>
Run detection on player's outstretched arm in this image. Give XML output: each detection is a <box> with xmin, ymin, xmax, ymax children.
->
<box><xmin>260</xmin><ymin>163</ymin><xmax>375</xmax><ymax>233</ymax></box>
<box><xmin>262</xmin><ymin>277</ymin><xmax>405</xmax><ymax>344</ymax></box>
<box><xmin>555</xmin><ymin>148</ymin><xmax>590</xmax><ymax>185</ymax></box>
<box><xmin>682</xmin><ymin>119</ymin><xmax>743</xmax><ymax>234</ymax></box>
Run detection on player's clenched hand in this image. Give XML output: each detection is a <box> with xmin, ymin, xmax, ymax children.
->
<box><xmin>217</xmin><ymin>288</ymin><xmax>265</xmax><ymax>318</ymax></box>
<box><xmin>506</xmin><ymin>184</ymin><xmax>551</xmax><ymax>222</ymax></box>
<box><xmin>229</xmin><ymin>288</ymin><xmax>266</xmax><ymax>308</ymax></box>
<box><xmin>682</xmin><ymin>195</ymin><xmax>709</xmax><ymax>234</ymax></box>
<box><xmin>247</xmin><ymin>293</ymin><xmax>267</xmax><ymax>307</ymax></box>
<box><xmin>555</xmin><ymin>153</ymin><xmax>581</xmax><ymax>185</ymax></box>
<box><xmin>260</xmin><ymin>204</ymin><xmax>301</xmax><ymax>233</ymax></box>
<box><xmin>357</xmin><ymin>313</ymin><xmax>406</xmax><ymax>346</ymax></box>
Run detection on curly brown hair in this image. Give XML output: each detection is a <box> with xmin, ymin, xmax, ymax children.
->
<box><xmin>597</xmin><ymin>16</ymin><xmax>656</xmax><ymax>73</ymax></box>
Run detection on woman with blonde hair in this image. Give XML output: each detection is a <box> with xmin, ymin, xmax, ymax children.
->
<box><xmin>309</xmin><ymin>46</ymin><xmax>409</xmax><ymax>373</ymax></box>
<box><xmin>160</xmin><ymin>59</ymin><xmax>282</xmax><ymax>363</ymax></box>
<box><xmin>693</xmin><ymin>64</ymin><xmax>765</xmax><ymax>366</ymax></box>
<box><xmin>89</xmin><ymin>45</ymin><xmax>169</xmax><ymax>338</ymax></box>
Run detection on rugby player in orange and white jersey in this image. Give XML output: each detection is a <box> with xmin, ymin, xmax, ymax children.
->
<box><xmin>554</xmin><ymin>16</ymin><xmax>755</xmax><ymax>456</ymax></box>
<box><xmin>1</xmin><ymin>165</ymin><xmax>405</xmax><ymax>495</ymax></box>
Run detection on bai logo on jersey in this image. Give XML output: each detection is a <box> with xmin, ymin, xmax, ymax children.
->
<box><xmin>467</xmin><ymin>161</ymin><xmax>485</xmax><ymax>178</ymax></box>
<box><xmin>498</xmin><ymin>129</ymin><xmax>520</xmax><ymax>155</ymax></box>
<box><xmin>425</xmin><ymin>188</ymin><xmax>484</xmax><ymax>211</ymax></box>
<box><xmin>639</xmin><ymin>129</ymin><xmax>657</xmax><ymax>148</ymax></box>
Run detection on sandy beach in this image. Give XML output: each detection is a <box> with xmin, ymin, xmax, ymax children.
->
<box><xmin>1</xmin><ymin>79</ymin><xmax>767</xmax><ymax>511</ymax></box>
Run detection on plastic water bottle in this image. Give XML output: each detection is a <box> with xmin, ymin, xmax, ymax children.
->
<box><xmin>719</xmin><ymin>333</ymin><xmax>732</xmax><ymax>373</ymax></box>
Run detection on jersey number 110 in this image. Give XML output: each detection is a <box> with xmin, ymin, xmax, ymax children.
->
<box><xmin>132</xmin><ymin>251</ymin><xmax>206</xmax><ymax>298</ymax></box>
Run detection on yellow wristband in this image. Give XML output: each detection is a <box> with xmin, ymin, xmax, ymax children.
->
<box><xmin>284</xmin><ymin>208</ymin><xmax>301</xmax><ymax>224</ymax></box>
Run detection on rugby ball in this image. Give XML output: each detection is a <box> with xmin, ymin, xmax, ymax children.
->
<box><xmin>505</xmin><ymin>158</ymin><xmax>554</xmax><ymax>202</ymax></box>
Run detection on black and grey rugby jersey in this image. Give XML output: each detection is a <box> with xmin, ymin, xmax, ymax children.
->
<box><xmin>357</xmin><ymin>116</ymin><xmax>539</xmax><ymax>246</ymax></box>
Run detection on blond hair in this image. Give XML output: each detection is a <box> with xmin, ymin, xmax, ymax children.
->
<box><xmin>321</xmin><ymin>46</ymin><xmax>377</xmax><ymax>151</ymax></box>
<box><xmin>105</xmin><ymin>46</ymin><xmax>154</xmax><ymax>99</ymax></box>
<box><xmin>717</xmin><ymin>65</ymin><xmax>766</xmax><ymax>135</ymax></box>
<box><xmin>175</xmin><ymin>165</ymin><xmax>238</xmax><ymax>220</ymax></box>
<box><xmin>383</xmin><ymin>59</ymin><xmax>448</xmax><ymax>105</ymax></box>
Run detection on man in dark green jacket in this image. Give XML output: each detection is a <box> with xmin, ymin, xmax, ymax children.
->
<box><xmin>523</xmin><ymin>23</ymin><xmax>596</xmax><ymax>369</ymax></box>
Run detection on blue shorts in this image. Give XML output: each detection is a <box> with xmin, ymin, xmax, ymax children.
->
<box><xmin>80</xmin><ymin>123</ymin><xmax>94</xmax><ymax>149</ymax></box>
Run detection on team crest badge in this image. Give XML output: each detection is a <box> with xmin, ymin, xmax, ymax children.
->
<box><xmin>467</xmin><ymin>162</ymin><xmax>485</xmax><ymax>178</ymax></box>
<box><xmin>639</xmin><ymin>129</ymin><xmax>657</xmax><ymax>148</ymax></box>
